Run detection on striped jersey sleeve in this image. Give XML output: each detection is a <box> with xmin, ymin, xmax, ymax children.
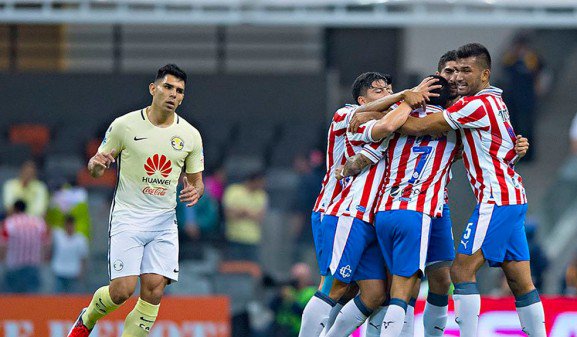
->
<box><xmin>312</xmin><ymin>105</ymin><xmax>358</xmax><ymax>213</ymax></box>
<box><xmin>443</xmin><ymin>97</ymin><xmax>491</xmax><ymax>130</ymax></box>
<box><xmin>324</xmin><ymin>119</ymin><xmax>390</xmax><ymax>223</ymax></box>
<box><xmin>441</xmin><ymin>87</ymin><xmax>527</xmax><ymax>205</ymax></box>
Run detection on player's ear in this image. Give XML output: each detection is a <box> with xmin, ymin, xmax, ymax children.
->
<box><xmin>482</xmin><ymin>68</ymin><xmax>491</xmax><ymax>82</ymax></box>
<box><xmin>149</xmin><ymin>82</ymin><xmax>156</xmax><ymax>96</ymax></box>
<box><xmin>357</xmin><ymin>96</ymin><xmax>366</xmax><ymax>105</ymax></box>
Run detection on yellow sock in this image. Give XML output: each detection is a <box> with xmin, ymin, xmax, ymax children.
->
<box><xmin>82</xmin><ymin>286</ymin><xmax>122</xmax><ymax>329</ymax></box>
<box><xmin>121</xmin><ymin>298</ymin><xmax>160</xmax><ymax>337</ymax></box>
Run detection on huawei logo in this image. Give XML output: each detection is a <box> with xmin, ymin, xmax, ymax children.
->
<box><xmin>144</xmin><ymin>154</ymin><xmax>172</xmax><ymax>178</ymax></box>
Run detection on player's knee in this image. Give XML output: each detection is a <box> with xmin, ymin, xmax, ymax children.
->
<box><xmin>109</xmin><ymin>283</ymin><xmax>135</xmax><ymax>304</ymax></box>
<box><xmin>450</xmin><ymin>263</ymin><xmax>475</xmax><ymax>283</ymax></box>
<box><xmin>141</xmin><ymin>284</ymin><xmax>166</xmax><ymax>303</ymax></box>
<box><xmin>506</xmin><ymin>276</ymin><xmax>535</xmax><ymax>297</ymax></box>
<box><xmin>150</xmin><ymin>287</ymin><xmax>165</xmax><ymax>302</ymax></box>
<box><xmin>328</xmin><ymin>280</ymin><xmax>349</xmax><ymax>301</ymax></box>
<box><xmin>360</xmin><ymin>290</ymin><xmax>386</xmax><ymax>310</ymax></box>
<box><xmin>428</xmin><ymin>269</ymin><xmax>452</xmax><ymax>294</ymax></box>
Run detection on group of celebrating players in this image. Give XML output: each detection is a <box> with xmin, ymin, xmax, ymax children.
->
<box><xmin>299</xmin><ymin>43</ymin><xmax>546</xmax><ymax>337</ymax></box>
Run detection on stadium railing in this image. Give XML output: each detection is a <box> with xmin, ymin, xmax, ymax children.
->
<box><xmin>1</xmin><ymin>0</ymin><xmax>577</xmax><ymax>26</ymax></box>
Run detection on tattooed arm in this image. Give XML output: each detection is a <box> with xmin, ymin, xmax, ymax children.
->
<box><xmin>336</xmin><ymin>153</ymin><xmax>373</xmax><ymax>179</ymax></box>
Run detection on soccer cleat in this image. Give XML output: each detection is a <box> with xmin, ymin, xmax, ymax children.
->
<box><xmin>67</xmin><ymin>308</ymin><xmax>92</xmax><ymax>337</ymax></box>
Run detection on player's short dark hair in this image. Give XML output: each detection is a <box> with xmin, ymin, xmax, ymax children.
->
<box><xmin>457</xmin><ymin>43</ymin><xmax>492</xmax><ymax>70</ymax></box>
<box><xmin>155</xmin><ymin>64</ymin><xmax>187</xmax><ymax>84</ymax></box>
<box><xmin>426</xmin><ymin>75</ymin><xmax>451</xmax><ymax>108</ymax></box>
<box><xmin>437</xmin><ymin>50</ymin><xmax>457</xmax><ymax>72</ymax></box>
<box><xmin>13</xmin><ymin>200</ymin><xmax>26</xmax><ymax>213</ymax></box>
<box><xmin>351</xmin><ymin>72</ymin><xmax>392</xmax><ymax>103</ymax></box>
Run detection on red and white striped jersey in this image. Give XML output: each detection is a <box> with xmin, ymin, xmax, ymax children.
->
<box><xmin>1</xmin><ymin>213</ymin><xmax>49</xmax><ymax>268</ymax></box>
<box><xmin>376</xmin><ymin>105</ymin><xmax>460</xmax><ymax>217</ymax></box>
<box><xmin>313</xmin><ymin>105</ymin><xmax>357</xmax><ymax>213</ymax></box>
<box><xmin>325</xmin><ymin>119</ymin><xmax>389</xmax><ymax>223</ymax></box>
<box><xmin>442</xmin><ymin>86</ymin><xmax>527</xmax><ymax>205</ymax></box>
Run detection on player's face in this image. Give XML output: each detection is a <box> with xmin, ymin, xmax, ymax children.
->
<box><xmin>385</xmin><ymin>83</ymin><xmax>394</xmax><ymax>95</ymax></box>
<box><xmin>358</xmin><ymin>79</ymin><xmax>390</xmax><ymax>105</ymax></box>
<box><xmin>437</xmin><ymin>60</ymin><xmax>458</xmax><ymax>99</ymax></box>
<box><xmin>456</xmin><ymin>56</ymin><xmax>490</xmax><ymax>97</ymax></box>
<box><xmin>150</xmin><ymin>74</ymin><xmax>185</xmax><ymax>113</ymax></box>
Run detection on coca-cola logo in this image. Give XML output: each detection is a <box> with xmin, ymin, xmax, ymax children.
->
<box><xmin>142</xmin><ymin>186</ymin><xmax>168</xmax><ymax>196</ymax></box>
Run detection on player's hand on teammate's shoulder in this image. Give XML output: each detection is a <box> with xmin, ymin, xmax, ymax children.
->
<box><xmin>402</xmin><ymin>90</ymin><xmax>428</xmax><ymax>110</ymax></box>
<box><xmin>348</xmin><ymin>111</ymin><xmax>384</xmax><ymax>133</ymax></box>
<box><xmin>179</xmin><ymin>176</ymin><xmax>200</xmax><ymax>207</ymax></box>
<box><xmin>514</xmin><ymin>135</ymin><xmax>530</xmax><ymax>158</ymax></box>
<box><xmin>410</xmin><ymin>76</ymin><xmax>442</xmax><ymax>106</ymax></box>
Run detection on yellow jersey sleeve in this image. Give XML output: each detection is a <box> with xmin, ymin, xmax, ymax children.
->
<box><xmin>98</xmin><ymin>118</ymin><xmax>126</xmax><ymax>156</ymax></box>
<box><xmin>185</xmin><ymin>128</ymin><xmax>204</xmax><ymax>174</ymax></box>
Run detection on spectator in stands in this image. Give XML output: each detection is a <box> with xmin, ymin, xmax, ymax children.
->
<box><xmin>269</xmin><ymin>262</ymin><xmax>316</xmax><ymax>337</ymax></box>
<box><xmin>290</xmin><ymin>151</ymin><xmax>324</xmax><ymax>262</ymax></box>
<box><xmin>2</xmin><ymin>160</ymin><xmax>49</xmax><ymax>217</ymax></box>
<box><xmin>175</xmin><ymin>173</ymin><xmax>220</xmax><ymax>259</ymax></box>
<box><xmin>50</xmin><ymin>215</ymin><xmax>88</xmax><ymax>293</ymax></box>
<box><xmin>0</xmin><ymin>200</ymin><xmax>50</xmax><ymax>293</ymax></box>
<box><xmin>223</xmin><ymin>171</ymin><xmax>268</xmax><ymax>262</ymax></box>
<box><xmin>182</xmin><ymin>195</ymin><xmax>220</xmax><ymax>241</ymax></box>
<box><xmin>502</xmin><ymin>32</ymin><xmax>545</xmax><ymax>161</ymax></box>
<box><xmin>565</xmin><ymin>254</ymin><xmax>577</xmax><ymax>296</ymax></box>
<box><xmin>205</xmin><ymin>165</ymin><xmax>227</xmax><ymax>203</ymax></box>
<box><xmin>46</xmin><ymin>180</ymin><xmax>91</xmax><ymax>237</ymax></box>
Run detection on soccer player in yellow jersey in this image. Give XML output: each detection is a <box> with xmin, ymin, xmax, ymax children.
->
<box><xmin>68</xmin><ymin>64</ymin><xmax>204</xmax><ymax>337</ymax></box>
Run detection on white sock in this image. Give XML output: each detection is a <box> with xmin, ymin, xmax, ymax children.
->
<box><xmin>366</xmin><ymin>306</ymin><xmax>387</xmax><ymax>337</ymax></box>
<box><xmin>320</xmin><ymin>302</ymin><xmax>344</xmax><ymax>337</ymax></box>
<box><xmin>380</xmin><ymin>300</ymin><xmax>407</xmax><ymax>337</ymax></box>
<box><xmin>515</xmin><ymin>290</ymin><xmax>546</xmax><ymax>337</ymax></box>
<box><xmin>453</xmin><ymin>282</ymin><xmax>480</xmax><ymax>337</ymax></box>
<box><xmin>325</xmin><ymin>296</ymin><xmax>372</xmax><ymax>337</ymax></box>
<box><xmin>299</xmin><ymin>292</ymin><xmax>336</xmax><ymax>337</ymax></box>
<box><xmin>423</xmin><ymin>293</ymin><xmax>448</xmax><ymax>337</ymax></box>
<box><xmin>398</xmin><ymin>301</ymin><xmax>415</xmax><ymax>337</ymax></box>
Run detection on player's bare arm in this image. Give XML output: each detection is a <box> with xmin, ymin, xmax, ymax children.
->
<box><xmin>87</xmin><ymin>149</ymin><xmax>116</xmax><ymax>178</ymax></box>
<box><xmin>348</xmin><ymin>111</ymin><xmax>386</xmax><ymax>133</ymax></box>
<box><xmin>355</xmin><ymin>90</ymin><xmax>406</xmax><ymax>114</ymax></box>
<box><xmin>399</xmin><ymin>112</ymin><xmax>453</xmax><ymax>137</ymax></box>
<box><xmin>336</xmin><ymin>153</ymin><xmax>373</xmax><ymax>179</ymax></box>
<box><xmin>350</xmin><ymin>78</ymin><xmax>441</xmax><ymax>131</ymax></box>
<box><xmin>179</xmin><ymin>172</ymin><xmax>204</xmax><ymax>207</ymax></box>
<box><xmin>370</xmin><ymin>102</ymin><xmax>413</xmax><ymax>140</ymax></box>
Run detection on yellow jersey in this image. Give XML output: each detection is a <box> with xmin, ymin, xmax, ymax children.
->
<box><xmin>99</xmin><ymin>108</ymin><xmax>204</xmax><ymax>234</ymax></box>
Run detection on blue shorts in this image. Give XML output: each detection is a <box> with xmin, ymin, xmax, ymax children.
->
<box><xmin>426</xmin><ymin>204</ymin><xmax>455</xmax><ymax>266</ymax></box>
<box><xmin>375</xmin><ymin>210</ymin><xmax>431</xmax><ymax>277</ymax></box>
<box><xmin>457</xmin><ymin>203</ymin><xmax>529</xmax><ymax>267</ymax></box>
<box><xmin>320</xmin><ymin>215</ymin><xmax>387</xmax><ymax>283</ymax></box>
<box><xmin>311</xmin><ymin>211</ymin><xmax>325</xmax><ymax>273</ymax></box>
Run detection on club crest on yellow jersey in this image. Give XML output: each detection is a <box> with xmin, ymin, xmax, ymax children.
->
<box><xmin>171</xmin><ymin>136</ymin><xmax>184</xmax><ymax>151</ymax></box>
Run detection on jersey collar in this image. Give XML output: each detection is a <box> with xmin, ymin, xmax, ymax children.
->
<box><xmin>475</xmin><ymin>86</ymin><xmax>503</xmax><ymax>97</ymax></box>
